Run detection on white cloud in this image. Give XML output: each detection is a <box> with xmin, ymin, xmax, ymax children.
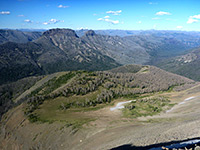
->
<box><xmin>43</xmin><ymin>22</ymin><xmax>49</xmax><ymax>25</ymax></box>
<box><xmin>97</xmin><ymin>18</ymin><xmax>104</xmax><ymax>21</ymax></box>
<box><xmin>187</xmin><ymin>14</ymin><xmax>200</xmax><ymax>24</ymax></box>
<box><xmin>105</xmin><ymin>19</ymin><xmax>119</xmax><ymax>24</ymax></box>
<box><xmin>43</xmin><ymin>19</ymin><xmax>64</xmax><ymax>25</ymax></box>
<box><xmin>187</xmin><ymin>18</ymin><xmax>199</xmax><ymax>24</ymax></box>
<box><xmin>176</xmin><ymin>26</ymin><xmax>183</xmax><ymax>29</ymax></box>
<box><xmin>97</xmin><ymin>10</ymin><xmax>121</xmax><ymax>24</ymax></box>
<box><xmin>97</xmin><ymin>18</ymin><xmax>119</xmax><ymax>24</ymax></box>
<box><xmin>24</xmin><ymin>19</ymin><xmax>33</xmax><ymax>23</ymax></box>
<box><xmin>156</xmin><ymin>11</ymin><xmax>171</xmax><ymax>16</ymax></box>
<box><xmin>104</xmin><ymin>16</ymin><xmax>110</xmax><ymax>19</ymax></box>
<box><xmin>106</xmin><ymin>10</ymin><xmax>122</xmax><ymax>15</ymax></box>
<box><xmin>49</xmin><ymin>19</ymin><xmax>59</xmax><ymax>23</ymax></box>
<box><xmin>137</xmin><ymin>21</ymin><xmax>142</xmax><ymax>24</ymax></box>
<box><xmin>58</xmin><ymin>5</ymin><xmax>69</xmax><ymax>8</ymax></box>
<box><xmin>192</xmin><ymin>14</ymin><xmax>200</xmax><ymax>19</ymax></box>
<box><xmin>0</xmin><ymin>11</ymin><xmax>10</xmax><ymax>15</ymax></box>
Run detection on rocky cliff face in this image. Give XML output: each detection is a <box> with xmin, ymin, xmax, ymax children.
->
<box><xmin>0</xmin><ymin>28</ymin><xmax>120</xmax><ymax>84</ymax></box>
<box><xmin>43</xmin><ymin>28</ymin><xmax>78</xmax><ymax>37</ymax></box>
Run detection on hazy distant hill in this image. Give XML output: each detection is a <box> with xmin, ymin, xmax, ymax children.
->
<box><xmin>76</xmin><ymin>29</ymin><xmax>200</xmax><ymax>39</ymax></box>
<box><xmin>157</xmin><ymin>47</ymin><xmax>200</xmax><ymax>81</ymax></box>
<box><xmin>18</xmin><ymin>29</ymin><xmax>46</xmax><ymax>32</ymax></box>
<box><xmin>76</xmin><ymin>29</ymin><xmax>141</xmax><ymax>37</ymax></box>
<box><xmin>0</xmin><ymin>29</ymin><xmax>42</xmax><ymax>44</ymax></box>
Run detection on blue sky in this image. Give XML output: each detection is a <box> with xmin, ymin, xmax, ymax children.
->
<box><xmin>0</xmin><ymin>0</ymin><xmax>200</xmax><ymax>31</ymax></box>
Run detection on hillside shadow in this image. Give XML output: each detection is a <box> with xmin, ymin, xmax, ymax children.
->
<box><xmin>110</xmin><ymin>137</ymin><xmax>200</xmax><ymax>150</ymax></box>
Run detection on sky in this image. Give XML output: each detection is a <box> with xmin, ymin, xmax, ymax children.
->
<box><xmin>0</xmin><ymin>0</ymin><xmax>200</xmax><ymax>31</ymax></box>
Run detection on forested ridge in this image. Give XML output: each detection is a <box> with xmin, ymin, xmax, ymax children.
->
<box><xmin>21</xmin><ymin>65</ymin><xmax>195</xmax><ymax>122</ymax></box>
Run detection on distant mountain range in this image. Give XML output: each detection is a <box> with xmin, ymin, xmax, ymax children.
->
<box><xmin>76</xmin><ymin>29</ymin><xmax>200</xmax><ymax>37</ymax></box>
<box><xmin>1</xmin><ymin>28</ymin><xmax>200</xmax><ymax>84</ymax></box>
<box><xmin>157</xmin><ymin>47</ymin><xmax>200</xmax><ymax>81</ymax></box>
<box><xmin>0</xmin><ymin>29</ymin><xmax>42</xmax><ymax>44</ymax></box>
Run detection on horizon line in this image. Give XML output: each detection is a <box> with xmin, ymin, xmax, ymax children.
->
<box><xmin>1</xmin><ymin>28</ymin><xmax>200</xmax><ymax>32</ymax></box>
